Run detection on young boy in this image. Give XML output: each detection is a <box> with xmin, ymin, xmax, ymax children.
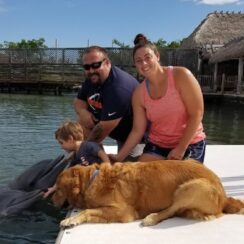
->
<box><xmin>44</xmin><ymin>121</ymin><xmax>110</xmax><ymax>198</ymax></box>
<box><xmin>55</xmin><ymin>120</ymin><xmax>110</xmax><ymax>166</ymax></box>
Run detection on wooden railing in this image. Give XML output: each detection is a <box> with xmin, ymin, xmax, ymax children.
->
<box><xmin>5</xmin><ymin>48</ymin><xmax>242</xmax><ymax>95</ymax></box>
<box><xmin>197</xmin><ymin>74</ymin><xmax>242</xmax><ymax>94</ymax></box>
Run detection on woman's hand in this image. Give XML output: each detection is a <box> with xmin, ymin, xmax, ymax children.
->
<box><xmin>167</xmin><ymin>147</ymin><xmax>186</xmax><ymax>160</ymax></box>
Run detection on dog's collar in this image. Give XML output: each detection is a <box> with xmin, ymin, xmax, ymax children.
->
<box><xmin>90</xmin><ymin>169</ymin><xmax>99</xmax><ymax>184</ymax></box>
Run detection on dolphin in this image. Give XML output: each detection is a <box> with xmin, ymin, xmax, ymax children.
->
<box><xmin>0</xmin><ymin>154</ymin><xmax>71</xmax><ymax>216</ymax></box>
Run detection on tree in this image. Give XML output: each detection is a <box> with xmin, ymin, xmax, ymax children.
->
<box><xmin>153</xmin><ymin>38</ymin><xmax>167</xmax><ymax>48</ymax></box>
<box><xmin>167</xmin><ymin>40</ymin><xmax>182</xmax><ymax>48</ymax></box>
<box><xmin>2</xmin><ymin>38</ymin><xmax>47</xmax><ymax>49</ymax></box>
<box><xmin>111</xmin><ymin>37</ymin><xmax>182</xmax><ymax>49</ymax></box>
<box><xmin>154</xmin><ymin>38</ymin><xmax>182</xmax><ymax>49</ymax></box>
<box><xmin>0</xmin><ymin>38</ymin><xmax>48</xmax><ymax>64</ymax></box>
<box><xmin>112</xmin><ymin>39</ymin><xmax>130</xmax><ymax>48</ymax></box>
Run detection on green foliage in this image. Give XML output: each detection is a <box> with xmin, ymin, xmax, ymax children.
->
<box><xmin>153</xmin><ymin>38</ymin><xmax>167</xmax><ymax>48</ymax></box>
<box><xmin>153</xmin><ymin>38</ymin><xmax>182</xmax><ymax>49</ymax></box>
<box><xmin>167</xmin><ymin>40</ymin><xmax>182</xmax><ymax>48</ymax></box>
<box><xmin>112</xmin><ymin>37</ymin><xmax>182</xmax><ymax>49</ymax></box>
<box><xmin>112</xmin><ymin>39</ymin><xmax>130</xmax><ymax>48</ymax></box>
<box><xmin>2</xmin><ymin>38</ymin><xmax>47</xmax><ymax>49</ymax></box>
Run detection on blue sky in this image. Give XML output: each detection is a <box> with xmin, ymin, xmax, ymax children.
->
<box><xmin>0</xmin><ymin>0</ymin><xmax>243</xmax><ymax>48</ymax></box>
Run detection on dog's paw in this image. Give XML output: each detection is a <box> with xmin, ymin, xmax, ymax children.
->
<box><xmin>141</xmin><ymin>213</ymin><xmax>159</xmax><ymax>226</ymax></box>
<box><xmin>202</xmin><ymin>214</ymin><xmax>220</xmax><ymax>221</ymax></box>
<box><xmin>60</xmin><ymin>216</ymin><xmax>82</xmax><ymax>228</ymax></box>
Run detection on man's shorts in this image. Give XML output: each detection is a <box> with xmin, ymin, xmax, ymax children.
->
<box><xmin>143</xmin><ymin>140</ymin><xmax>206</xmax><ymax>163</ymax></box>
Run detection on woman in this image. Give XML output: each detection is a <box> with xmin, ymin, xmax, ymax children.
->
<box><xmin>110</xmin><ymin>34</ymin><xmax>206</xmax><ymax>163</ymax></box>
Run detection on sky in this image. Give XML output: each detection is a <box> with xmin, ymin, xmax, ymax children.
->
<box><xmin>0</xmin><ymin>0</ymin><xmax>243</xmax><ymax>48</ymax></box>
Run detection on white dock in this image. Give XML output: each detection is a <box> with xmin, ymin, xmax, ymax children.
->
<box><xmin>56</xmin><ymin>145</ymin><xmax>244</xmax><ymax>244</ymax></box>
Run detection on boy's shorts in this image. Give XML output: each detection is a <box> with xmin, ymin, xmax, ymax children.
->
<box><xmin>143</xmin><ymin>140</ymin><xmax>206</xmax><ymax>163</ymax></box>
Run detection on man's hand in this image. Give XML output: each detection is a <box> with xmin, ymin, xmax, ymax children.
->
<box><xmin>87</xmin><ymin>119</ymin><xmax>121</xmax><ymax>143</ymax></box>
<box><xmin>74</xmin><ymin>98</ymin><xmax>98</xmax><ymax>129</ymax></box>
<box><xmin>78</xmin><ymin>111</ymin><xmax>98</xmax><ymax>129</ymax></box>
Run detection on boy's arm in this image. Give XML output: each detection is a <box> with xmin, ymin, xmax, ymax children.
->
<box><xmin>97</xmin><ymin>149</ymin><xmax>110</xmax><ymax>163</ymax></box>
<box><xmin>43</xmin><ymin>184</ymin><xmax>57</xmax><ymax>199</ymax></box>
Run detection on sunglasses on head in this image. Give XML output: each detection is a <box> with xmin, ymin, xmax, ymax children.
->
<box><xmin>82</xmin><ymin>59</ymin><xmax>106</xmax><ymax>71</ymax></box>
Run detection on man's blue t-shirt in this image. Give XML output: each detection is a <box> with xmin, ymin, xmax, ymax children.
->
<box><xmin>77</xmin><ymin>65</ymin><xmax>139</xmax><ymax>142</ymax></box>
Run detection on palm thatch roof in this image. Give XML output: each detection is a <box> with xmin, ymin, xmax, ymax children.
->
<box><xmin>181</xmin><ymin>11</ymin><xmax>244</xmax><ymax>49</ymax></box>
<box><xmin>209</xmin><ymin>36</ymin><xmax>244</xmax><ymax>63</ymax></box>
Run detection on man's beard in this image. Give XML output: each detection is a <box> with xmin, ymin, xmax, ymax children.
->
<box><xmin>88</xmin><ymin>73</ymin><xmax>103</xmax><ymax>85</ymax></box>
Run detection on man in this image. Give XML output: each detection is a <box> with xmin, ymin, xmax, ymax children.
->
<box><xmin>74</xmin><ymin>46</ymin><xmax>144</xmax><ymax>161</ymax></box>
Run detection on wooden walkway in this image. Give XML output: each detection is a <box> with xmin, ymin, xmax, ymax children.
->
<box><xmin>0</xmin><ymin>79</ymin><xmax>80</xmax><ymax>95</ymax></box>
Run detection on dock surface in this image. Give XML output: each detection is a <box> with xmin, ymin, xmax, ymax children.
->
<box><xmin>56</xmin><ymin>145</ymin><xmax>244</xmax><ymax>244</ymax></box>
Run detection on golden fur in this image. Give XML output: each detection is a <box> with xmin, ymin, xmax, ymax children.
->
<box><xmin>52</xmin><ymin>160</ymin><xmax>244</xmax><ymax>228</ymax></box>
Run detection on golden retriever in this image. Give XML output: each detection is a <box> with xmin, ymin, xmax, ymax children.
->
<box><xmin>52</xmin><ymin>160</ymin><xmax>244</xmax><ymax>228</ymax></box>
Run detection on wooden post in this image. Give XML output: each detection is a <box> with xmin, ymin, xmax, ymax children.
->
<box><xmin>220</xmin><ymin>73</ymin><xmax>225</xmax><ymax>94</ymax></box>
<box><xmin>197</xmin><ymin>56</ymin><xmax>201</xmax><ymax>73</ymax></box>
<box><xmin>25</xmin><ymin>49</ymin><xmax>27</xmax><ymax>82</ymax></box>
<box><xmin>8</xmin><ymin>50</ymin><xmax>12</xmax><ymax>93</ymax></box>
<box><xmin>213</xmin><ymin>63</ymin><xmax>218</xmax><ymax>92</ymax></box>
<box><xmin>8</xmin><ymin>49</ymin><xmax>11</xmax><ymax>82</ymax></box>
<box><xmin>39</xmin><ymin>50</ymin><xmax>43</xmax><ymax>81</ymax></box>
<box><xmin>62</xmin><ymin>49</ymin><xmax>65</xmax><ymax>82</ymax></box>
<box><xmin>237</xmin><ymin>58</ymin><xmax>243</xmax><ymax>94</ymax></box>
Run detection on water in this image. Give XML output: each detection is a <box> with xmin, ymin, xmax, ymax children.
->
<box><xmin>203</xmin><ymin>98</ymin><xmax>244</xmax><ymax>144</ymax></box>
<box><xmin>0</xmin><ymin>93</ymin><xmax>244</xmax><ymax>243</ymax></box>
<box><xmin>0</xmin><ymin>93</ymin><xmax>115</xmax><ymax>244</ymax></box>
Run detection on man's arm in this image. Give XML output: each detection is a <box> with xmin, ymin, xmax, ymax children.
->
<box><xmin>74</xmin><ymin>98</ymin><xmax>98</xmax><ymax>138</ymax></box>
<box><xmin>74</xmin><ymin>98</ymin><xmax>121</xmax><ymax>142</ymax></box>
<box><xmin>87</xmin><ymin>118</ymin><xmax>121</xmax><ymax>143</ymax></box>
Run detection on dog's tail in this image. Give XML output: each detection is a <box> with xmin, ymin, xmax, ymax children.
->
<box><xmin>223</xmin><ymin>197</ymin><xmax>244</xmax><ymax>214</ymax></box>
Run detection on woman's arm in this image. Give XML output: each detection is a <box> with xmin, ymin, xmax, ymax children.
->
<box><xmin>168</xmin><ymin>67</ymin><xmax>204</xmax><ymax>160</ymax></box>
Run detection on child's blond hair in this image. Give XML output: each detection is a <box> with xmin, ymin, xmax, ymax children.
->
<box><xmin>55</xmin><ymin>121</ymin><xmax>84</xmax><ymax>141</ymax></box>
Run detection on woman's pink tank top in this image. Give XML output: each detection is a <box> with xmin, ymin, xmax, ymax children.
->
<box><xmin>143</xmin><ymin>66</ymin><xmax>205</xmax><ymax>148</ymax></box>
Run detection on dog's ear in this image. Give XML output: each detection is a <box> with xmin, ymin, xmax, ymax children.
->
<box><xmin>72</xmin><ymin>168</ymin><xmax>80</xmax><ymax>195</ymax></box>
<box><xmin>52</xmin><ymin>188</ymin><xmax>66</xmax><ymax>208</ymax></box>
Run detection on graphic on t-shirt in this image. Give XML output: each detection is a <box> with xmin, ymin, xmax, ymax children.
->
<box><xmin>80</xmin><ymin>156</ymin><xmax>89</xmax><ymax>166</ymax></box>
<box><xmin>87</xmin><ymin>93</ymin><xmax>102</xmax><ymax>111</ymax></box>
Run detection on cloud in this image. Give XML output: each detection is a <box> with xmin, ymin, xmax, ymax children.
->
<box><xmin>0</xmin><ymin>0</ymin><xmax>7</xmax><ymax>13</ymax></box>
<box><xmin>184</xmin><ymin>0</ymin><xmax>244</xmax><ymax>5</ymax></box>
<box><xmin>63</xmin><ymin>0</ymin><xmax>77</xmax><ymax>8</ymax></box>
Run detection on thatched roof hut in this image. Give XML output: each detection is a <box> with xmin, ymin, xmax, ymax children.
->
<box><xmin>209</xmin><ymin>37</ymin><xmax>244</xmax><ymax>63</ymax></box>
<box><xmin>181</xmin><ymin>11</ymin><xmax>244</xmax><ymax>94</ymax></box>
<box><xmin>181</xmin><ymin>11</ymin><xmax>244</xmax><ymax>50</ymax></box>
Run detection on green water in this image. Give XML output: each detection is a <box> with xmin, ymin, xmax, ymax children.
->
<box><xmin>203</xmin><ymin>98</ymin><xmax>244</xmax><ymax>144</ymax></box>
<box><xmin>0</xmin><ymin>93</ymin><xmax>244</xmax><ymax>243</ymax></box>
